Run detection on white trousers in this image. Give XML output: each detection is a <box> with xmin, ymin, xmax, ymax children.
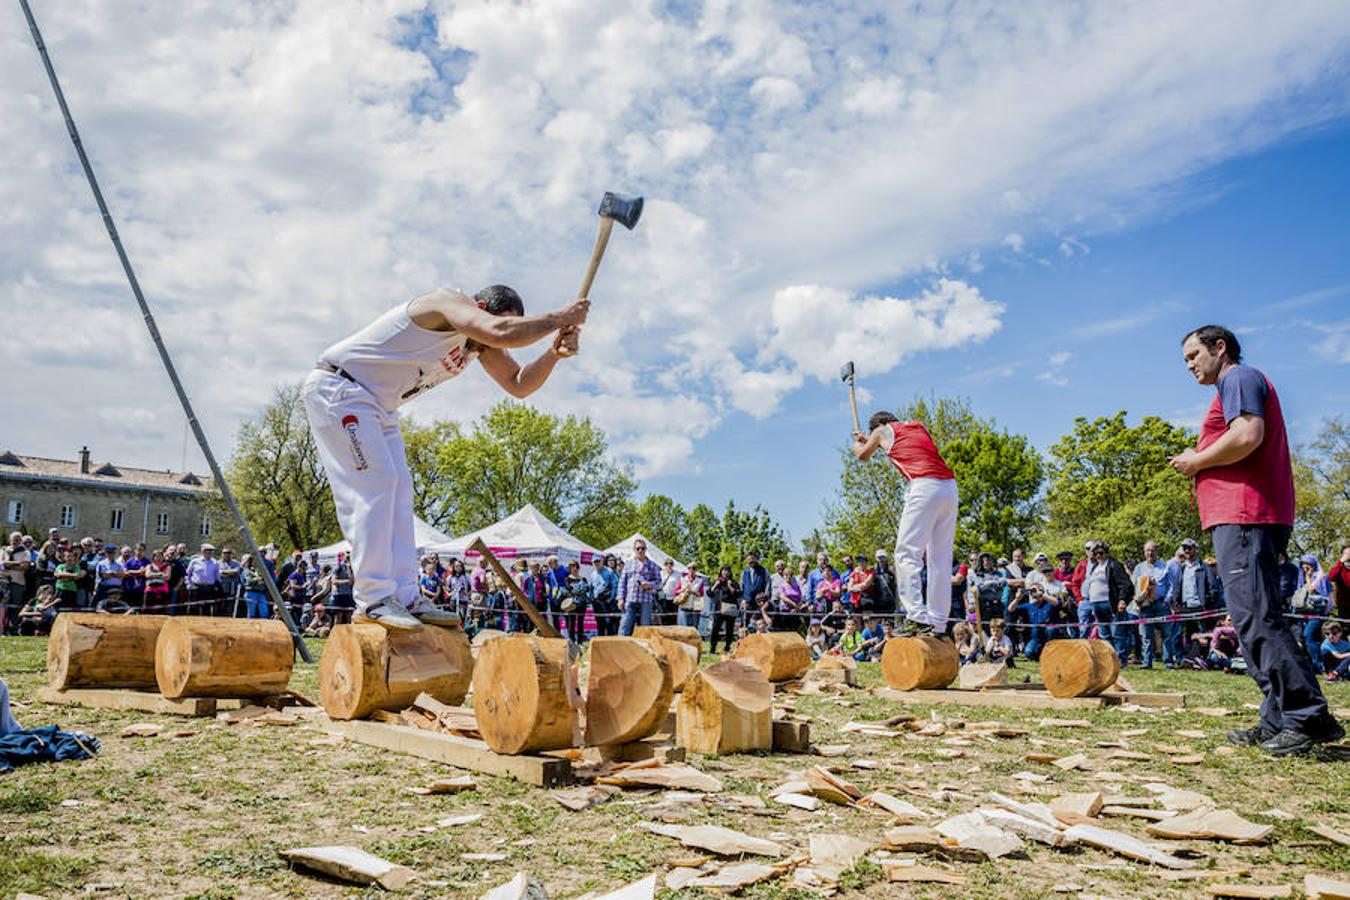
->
<box><xmin>302</xmin><ymin>370</ymin><xmax>417</xmax><ymax>612</ymax></box>
<box><xmin>894</xmin><ymin>476</ymin><xmax>959</xmax><ymax>627</ymax></box>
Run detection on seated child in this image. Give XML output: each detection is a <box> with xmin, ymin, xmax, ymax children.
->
<box><xmin>984</xmin><ymin>618</ymin><xmax>1014</xmax><ymax>665</ymax></box>
<box><xmin>805</xmin><ymin>621</ymin><xmax>827</xmax><ymax>659</ymax></box>
<box><xmin>953</xmin><ymin>621</ymin><xmax>981</xmax><ymax>665</ymax></box>
<box><xmin>1322</xmin><ymin>622</ymin><xmax>1350</xmax><ymax>680</ymax></box>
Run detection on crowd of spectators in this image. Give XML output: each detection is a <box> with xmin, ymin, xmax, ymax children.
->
<box><xmin>3</xmin><ymin>527</ymin><xmax>1347</xmax><ymax>681</ymax></box>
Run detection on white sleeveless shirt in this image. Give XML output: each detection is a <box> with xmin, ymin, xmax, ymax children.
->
<box><xmin>319</xmin><ymin>299</ymin><xmax>479</xmax><ymax>410</ymax></box>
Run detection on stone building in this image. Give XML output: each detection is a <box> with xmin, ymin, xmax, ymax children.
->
<box><xmin>0</xmin><ymin>447</ymin><xmax>215</xmax><ymax>548</ymax></box>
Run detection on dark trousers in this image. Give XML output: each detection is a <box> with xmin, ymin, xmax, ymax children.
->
<box><xmin>709</xmin><ymin>613</ymin><xmax>737</xmax><ymax>653</ymax></box>
<box><xmin>1213</xmin><ymin>524</ymin><xmax>1330</xmax><ymax>734</ymax></box>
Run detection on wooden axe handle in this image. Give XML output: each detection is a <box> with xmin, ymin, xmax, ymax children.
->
<box><xmin>557</xmin><ymin>216</ymin><xmax>614</xmax><ymax>358</ymax></box>
<box><xmin>469</xmin><ymin>538</ymin><xmax>562</xmax><ymax>639</ymax></box>
<box><xmin>848</xmin><ymin>381</ymin><xmax>861</xmax><ymax>433</ymax></box>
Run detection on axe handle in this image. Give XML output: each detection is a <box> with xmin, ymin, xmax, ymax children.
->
<box><xmin>577</xmin><ymin>216</ymin><xmax>615</xmax><ymax>300</ymax></box>
<box><xmin>469</xmin><ymin>538</ymin><xmax>562</xmax><ymax>639</ymax></box>
<box><xmin>848</xmin><ymin>381</ymin><xmax>861</xmax><ymax>433</ymax></box>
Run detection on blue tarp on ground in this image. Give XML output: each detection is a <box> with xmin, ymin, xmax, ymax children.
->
<box><xmin>0</xmin><ymin>725</ymin><xmax>100</xmax><ymax>773</ymax></box>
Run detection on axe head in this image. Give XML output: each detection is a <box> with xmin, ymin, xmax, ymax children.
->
<box><xmin>598</xmin><ymin>192</ymin><xmax>643</xmax><ymax>230</ymax></box>
<box><xmin>840</xmin><ymin>361</ymin><xmax>855</xmax><ymax>383</ymax></box>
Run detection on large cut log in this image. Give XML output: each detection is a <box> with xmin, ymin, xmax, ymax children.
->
<box><xmin>583</xmin><ymin>637</ymin><xmax>675</xmax><ymax>746</ymax></box>
<box><xmin>48</xmin><ymin>612</ymin><xmax>170</xmax><ymax>690</ymax></box>
<box><xmin>731</xmin><ymin>632</ymin><xmax>811</xmax><ymax>682</ymax></box>
<box><xmin>633</xmin><ymin>626</ymin><xmax>702</xmax><ymax>691</ymax></box>
<box><xmin>155</xmin><ymin>618</ymin><xmax>294</xmax><ymax>699</ymax></box>
<box><xmin>1040</xmin><ymin>639</ymin><xmax>1121</xmax><ymax>698</ymax></box>
<box><xmin>677</xmin><ymin>659</ymin><xmax>772</xmax><ymax>753</ymax></box>
<box><xmin>319</xmin><ymin>623</ymin><xmax>474</xmax><ymax>720</ymax></box>
<box><xmin>472</xmin><ymin>634</ymin><xmax>581</xmax><ymax>755</ymax></box>
<box><xmin>881</xmin><ymin>636</ymin><xmax>959</xmax><ymax>691</ymax></box>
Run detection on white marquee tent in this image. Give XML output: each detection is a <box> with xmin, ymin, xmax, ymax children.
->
<box><xmin>308</xmin><ymin>515</ymin><xmax>453</xmax><ymax>567</ymax></box>
<box><xmin>602</xmin><ymin>532</ymin><xmax>688</xmax><ymax>574</ymax></box>
<box><xmin>425</xmin><ymin>503</ymin><xmax>601</xmax><ymax>565</ymax></box>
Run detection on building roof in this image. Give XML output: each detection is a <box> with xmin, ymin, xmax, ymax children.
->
<box><xmin>0</xmin><ymin>451</ymin><xmax>212</xmax><ymax>496</ymax></box>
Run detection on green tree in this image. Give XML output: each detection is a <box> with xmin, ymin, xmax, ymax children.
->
<box><xmin>401</xmin><ymin>419</ymin><xmax>459</xmax><ymax>531</ymax></box>
<box><xmin>629</xmin><ymin>493</ymin><xmax>691</xmax><ymax>558</ymax></box>
<box><xmin>1293</xmin><ymin>416</ymin><xmax>1350</xmax><ymax>561</ymax></box>
<box><xmin>715</xmin><ymin>500</ymin><xmax>793</xmax><ymax>570</ymax></box>
<box><xmin>222</xmin><ymin>383</ymin><xmax>340</xmax><ymax>552</ymax></box>
<box><xmin>822</xmin><ymin>395</ymin><xmax>1044</xmax><ymax>557</ymax></box>
<box><xmin>683</xmin><ymin>503</ymin><xmax>723</xmax><ymax>572</ymax></box>
<box><xmin>405</xmin><ymin>401</ymin><xmax>636</xmax><ymax>548</ymax></box>
<box><xmin>1041</xmin><ymin>411</ymin><xmax>1200</xmax><ymax>559</ymax></box>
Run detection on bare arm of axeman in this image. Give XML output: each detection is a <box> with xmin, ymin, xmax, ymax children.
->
<box><xmin>852</xmin><ymin>427</ymin><xmax>885</xmax><ymax>461</ymax></box>
<box><xmin>477</xmin><ymin>332</ymin><xmax>574</xmax><ymax>399</ymax></box>
<box><xmin>409</xmin><ymin>289</ymin><xmax>589</xmax><ymax>349</ymax></box>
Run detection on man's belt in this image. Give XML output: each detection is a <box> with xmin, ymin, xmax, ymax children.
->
<box><xmin>316</xmin><ymin>361</ymin><xmax>357</xmax><ymax>382</ymax></box>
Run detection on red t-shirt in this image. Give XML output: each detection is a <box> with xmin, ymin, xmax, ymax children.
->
<box><xmin>1195</xmin><ymin>365</ymin><xmax>1294</xmax><ymax>530</ymax></box>
<box><xmin>877</xmin><ymin>421</ymin><xmax>954</xmax><ymax>480</ymax></box>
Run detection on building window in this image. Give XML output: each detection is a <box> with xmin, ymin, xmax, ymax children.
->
<box><xmin>155</xmin><ymin>513</ymin><xmax>170</xmax><ymax>535</ymax></box>
<box><xmin>199</xmin><ymin>514</ymin><xmax>211</xmax><ymax>538</ymax></box>
<box><xmin>109</xmin><ymin>507</ymin><xmax>125</xmax><ymax>533</ymax></box>
<box><xmin>60</xmin><ymin>504</ymin><xmax>77</xmax><ymax>528</ymax></box>
<box><xmin>5</xmin><ymin>500</ymin><xmax>22</xmax><ymax>525</ymax></box>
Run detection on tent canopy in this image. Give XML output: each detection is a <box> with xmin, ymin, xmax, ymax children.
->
<box><xmin>426</xmin><ymin>503</ymin><xmax>600</xmax><ymax>565</ymax></box>
<box><xmin>309</xmin><ymin>516</ymin><xmax>452</xmax><ymax>567</ymax></box>
<box><xmin>602</xmin><ymin>532</ymin><xmax>688</xmax><ymax>574</ymax></box>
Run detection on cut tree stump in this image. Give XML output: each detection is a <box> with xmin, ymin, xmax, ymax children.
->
<box><xmin>48</xmin><ymin>613</ymin><xmax>171</xmax><ymax>690</ymax></box>
<box><xmin>771</xmin><ymin>719</ymin><xmax>811</xmax><ymax>753</ymax></box>
<box><xmin>154</xmin><ymin>618</ymin><xmax>294</xmax><ymax>699</ymax></box>
<box><xmin>1040</xmin><ymin>639</ymin><xmax>1121</xmax><ymax>698</ymax></box>
<box><xmin>732</xmin><ymin>632</ymin><xmax>811</xmax><ymax>682</ymax></box>
<box><xmin>633</xmin><ymin>626</ymin><xmax>702</xmax><ymax>691</ymax></box>
<box><xmin>958</xmin><ymin>662</ymin><xmax>1007</xmax><ymax>690</ymax></box>
<box><xmin>881</xmin><ymin>636</ymin><xmax>959</xmax><ymax>691</ymax></box>
<box><xmin>584</xmin><ymin>637</ymin><xmax>675</xmax><ymax>746</ymax></box>
<box><xmin>472</xmin><ymin>634</ymin><xmax>581</xmax><ymax>755</ymax></box>
<box><xmin>676</xmin><ymin>659</ymin><xmax>772</xmax><ymax>754</ymax></box>
<box><xmin>318</xmin><ymin>623</ymin><xmax>473</xmax><ymax>720</ymax></box>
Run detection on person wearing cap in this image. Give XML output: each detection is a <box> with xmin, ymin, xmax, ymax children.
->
<box><xmin>186</xmin><ymin>543</ymin><xmax>224</xmax><ymax>616</ymax></box>
<box><xmin>1169</xmin><ymin>324</ymin><xmax>1342</xmax><ymax>755</ymax></box>
<box><xmin>852</xmin><ymin>411</ymin><xmax>959</xmax><ymax>637</ymax></box>
<box><xmin>1166</xmin><ymin>538</ymin><xmax>1218</xmax><ymax>664</ymax></box>
<box><xmin>1131</xmin><ymin>541</ymin><xmax>1173</xmax><ymax>669</ymax></box>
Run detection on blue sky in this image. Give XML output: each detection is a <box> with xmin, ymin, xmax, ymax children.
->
<box><xmin>3</xmin><ymin>2</ymin><xmax>1348</xmax><ymax>550</ymax></box>
<box><xmin>653</xmin><ymin>121</ymin><xmax>1350</xmax><ymax>541</ymax></box>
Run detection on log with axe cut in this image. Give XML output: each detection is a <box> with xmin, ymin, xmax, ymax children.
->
<box><xmin>556</xmin><ymin>191</ymin><xmax>643</xmax><ymax>357</ymax></box>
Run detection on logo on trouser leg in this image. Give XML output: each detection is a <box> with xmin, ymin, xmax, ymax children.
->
<box><xmin>341</xmin><ymin>414</ymin><xmax>369</xmax><ymax>471</ymax></box>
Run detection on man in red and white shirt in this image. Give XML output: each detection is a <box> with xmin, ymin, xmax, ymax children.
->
<box><xmin>1170</xmin><ymin>324</ymin><xmax>1341</xmax><ymax>756</ymax></box>
<box><xmin>853</xmin><ymin>412</ymin><xmax>959</xmax><ymax>636</ymax></box>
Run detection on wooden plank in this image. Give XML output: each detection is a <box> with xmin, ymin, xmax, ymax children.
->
<box><xmin>322</xmin><ymin>716</ymin><xmax>573</xmax><ymax>787</ymax></box>
<box><xmin>772</xmin><ymin>719</ymin><xmax>812</xmax><ymax>753</ymax></box>
<box><xmin>874</xmin><ymin>687</ymin><xmax>1105</xmax><ymax>710</ymax></box>
<box><xmin>1103</xmin><ymin>691</ymin><xmax>1187</xmax><ymax>709</ymax></box>
<box><xmin>35</xmin><ymin>686</ymin><xmax>216</xmax><ymax>717</ymax></box>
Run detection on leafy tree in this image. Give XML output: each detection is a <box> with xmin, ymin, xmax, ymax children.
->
<box><xmin>222</xmin><ymin>383</ymin><xmax>340</xmax><ymax>552</ymax></box>
<box><xmin>683</xmin><ymin>503</ymin><xmax>723</xmax><ymax>572</ymax></box>
<box><xmin>822</xmin><ymin>395</ymin><xmax>1044</xmax><ymax>558</ymax></box>
<box><xmin>715</xmin><ymin>500</ymin><xmax>793</xmax><ymax>571</ymax></box>
<box><xmin>1293</xmin><ymin>416</ymin><xmax>1350</xmax><ymax>561</ymax></box>
<box><xmin>629</xmin><ymin>493</ymin><xmax>691</xmax><ymax>558</ymax></box>
<box><xmin>1041</xmin><ymin>411</ymin><xmax>1200</xmax><ymax>559</ymax></box>
<box><xmin>405</xmin><ymin>401</ymin><xmax>636</xmax><ymax>548</ymax></box>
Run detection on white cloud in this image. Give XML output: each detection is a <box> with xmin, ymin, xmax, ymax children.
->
<box><xmin>1314</xmin><ymin>321</ymin><xmax>1350</xmax><ymax>364</ymax></box>
<box><xmin>3</xmin><ymin>0</ymin><xmax>1348</xmax><ymax>481</ymax></box>
<box><xmin>1049</xmin><ymin>351</ymin><xmax>1072</xmax><ymax>367</ymax></box>
<box><xmin>1035</xmin><ymin>350</ymin><xmax>1073</xmax><ymax>387</ymax></box>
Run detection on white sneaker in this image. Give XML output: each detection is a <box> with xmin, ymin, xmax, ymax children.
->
<box><xmin>353</xmin><ymin>599</ymin><xmax>423</xmax><ymax>631</ymax></box>
<box><xmin>407</xmin><ymin>603</ymin><xmax>461</xmax><ymax>627</ymax></box>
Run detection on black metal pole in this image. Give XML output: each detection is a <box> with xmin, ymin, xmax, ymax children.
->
<box><xmin>19</xmin><ymin>0</ymin><xmax>313</xmax><ymax>662</ymax></box>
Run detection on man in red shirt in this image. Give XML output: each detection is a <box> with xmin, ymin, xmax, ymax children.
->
<box><xmin>1327</xmin><ymin>543</ymin><xmax>1350</xmax><ymax>621</ymax></box>
<box><xmin>1170</xmin><ymin>325</ymin><xmax>1342</xmax><ymax>756</ymax></box>
<box><xmin>853</xmin><ymin>412</ymin><xmax>959</xmax><ymax>637</ymax></box>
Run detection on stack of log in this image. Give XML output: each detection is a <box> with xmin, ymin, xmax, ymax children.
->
<box><xmin>318</xmin><ymin>623</ymin><xmax>473</xmax><ymax>720</ymax></box>
<box><xmin>880</xmin><ymin>636</ymin><xmax>959</xmax><ymax>691</ymax></box>
<box><xmin>731</xmin><ymin>632</ymin><xmax>811</xmax><ymax>682</ymax></box>
<box><xmin>1040</xmin><ymin>639</ymin><xmax>1121</xmax><ymax>698</ymax></box>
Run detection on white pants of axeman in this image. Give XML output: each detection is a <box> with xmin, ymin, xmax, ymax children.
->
<box><xmin>894</xmin><ymin>476</ymin><xmax>959</xmax><ymax>628</ymax></box>
<box><xmin>302</xmin><ymin>370</ymin><xmax>416</xmax><ymax>613</ymax></box>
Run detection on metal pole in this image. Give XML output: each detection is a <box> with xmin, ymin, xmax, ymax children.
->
<box><xmin>19</xmin><ymin>0</ymin><xmax>312</xmax><ymax>662</ymax></box>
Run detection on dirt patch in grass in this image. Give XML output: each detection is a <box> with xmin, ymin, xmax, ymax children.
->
<box><xmin>2</xmin><ymin>636</ymin><xmax>1347</xmax><ymax>898</ymax></box>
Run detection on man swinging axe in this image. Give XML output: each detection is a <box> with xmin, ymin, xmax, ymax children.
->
<box><xmin>849</xmin><ymin>383</ymin><xmax>959</xmax><ymax>638</ymax></box>
<box><xmin>304</xmin><ymin>192</ymin><xmax>642</xmax><ymax>631</ymax></box>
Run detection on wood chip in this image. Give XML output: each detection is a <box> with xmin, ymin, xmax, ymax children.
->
<box><xmin>593</xmin><ymin>873</ymin><xmax>657</xmax><ymax>900</ymax></box>
<box><xmin>774</xmin><ymin>792</ymin><xmax>821</xmax><ymax>811</ymax></box>
<box><xmin>885</xmin><ymin>862</ymin><xmax>967</xmax><ymax>885</ymax></box>
<box><xmin>599</xmin><ymin>763</ymin><xmax>723</xmax><ymax>793</ymax></box>
<box><xmin>979</xmin><ymin>808</ymin><xmax>1065</xmax><ymax>846</ymax></box>
<box><xmin>809</xmin><ymin>833</ymin><xmax>874</xmax><ymax>881</ymax></box>
<box><xmin>1038</xmin><ymin>718</ymin><xmax>1092</xmax><ymax>729</ymax></box>
<box><xmin>1144</xmin><ymin>783</ymin><xmax>1214</xmax><ymax>812</ymax></box>
<box><xmin>408</xmin><ymin>775</ymin><xmax>476</xmax><ymax>795</ymax></box>
<box><xmin>1308</xmin><ymin>824</ymin><xmax>1350</xmax><ymax>849</ymax></box>
<box><xmin>804</xmin><ymin>765</ymin><xmax>862</xmax><ymax>805</ymax></box>
<box><xmin>436</xmin><ymin>813</ymin><xmax>483</xmax><ymax>828</ymax></box>
<box><xmin>687</xmin><ymin>863</ymin><xmax>781</xmax><ymax>891</ymax></box>
<box><xmin>1305</xmin><ymin>873</ymin><xmax>1350</xmax><ymax>899</ymax></box>
<box><xmin>1062</xmin><ymin>823</ymin><xmax>1197</xmax><ymax>869</ymax></box>
<box><xmin>860</xmin><ymin>791</ymin><xmax>926</xmax><ymax>823</ymax></box>
<box><xmin>1106</xmin><ymin>749</ymin><xmax>1152</xmax><ymax>761</ymax></box>
<box><xmin>641</xmin><ymin>823</ymin><xmax>784</xmax><ymax>857</ymax></box>
<box><xmin>281</xmin><ymin>846</ymin><xmax>413</xmax><ymax>890</ymax></box>
<box><xmin>1204</xmin><ymin>886</ymin><xmax>1291</xmax><ymax>899</ymax></box>
<box><xmin>1052</xmin><ymin>753</ymin><xmax>1092</xmax><ymax>771</ymax></box>
<box><xmin>1051</xmin><ymin>792</ymin><xmax>1104</xmax><ymax>824</ymax></box>
<box><xmin>812</xmin><ymin>744</ymin><xmax>851</xmax><ymax>757</ymax></box>
<box><xmin>1169</xmin><ymin>753</ymin><xmax>1206</xmax><ymax>765</ymax></box>
<box><xmin>481</xmin><ymin>871</ymin><xmax>548</xmax><ymax>899</ymax></box>
<box><xmin>935</xmin><ymin>812</ymin><xmax>1024</xmax><ymax>859</ymax></box>
<box><xmin>1011</xmin><ymin>770</ymin><xmax>1050</xmax><ymax>783</ymax></box>
<box><xmin>119</xmin><ymin>723</ymin><xmax>162</xmax><ymax>738</ymax></box>
<box><xmin>552</xmin><ymin>785</ymin><xmax>619</xmax><ymax>812</ymax></box>
<box><xmin>1101</xmin><ymin>806</ymin><xmax>1173</xmax><ymax>821</ymax></box>
<box><xmin>1148</xmin><ymin>808</ymin><xmax>1273</xmax><ymax>843</ymax></box>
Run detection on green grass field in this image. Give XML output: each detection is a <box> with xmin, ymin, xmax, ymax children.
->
<box><xmin>1</xmin><ymin>636</ymin><xmax>1346</xmax><ymax>898</ymax></box>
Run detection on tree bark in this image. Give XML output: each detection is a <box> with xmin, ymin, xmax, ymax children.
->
<box><xmin>154</xmin><ymin>617</ymin><xmax>294</xmax><ymax>699</ymax></box>
<box><xmin>48</xmin><ymin>612</ymin><xmax>170</xmax><ymax>690</ymax></box>
<box><xmin>319</xmin><ymin>623</ymin><xmax>474</xmax><ymax>720</ymax></box>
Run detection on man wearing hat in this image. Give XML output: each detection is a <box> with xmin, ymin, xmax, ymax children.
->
<box><xmin>186</xmin><ymin>543</ymin><xmax>224</xmax><ymax>616</ymax></box>
<box><xmin>1170</xmin><ymin>324</ymin><xmax>1341</xmax><ymax>755</ymax></box>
